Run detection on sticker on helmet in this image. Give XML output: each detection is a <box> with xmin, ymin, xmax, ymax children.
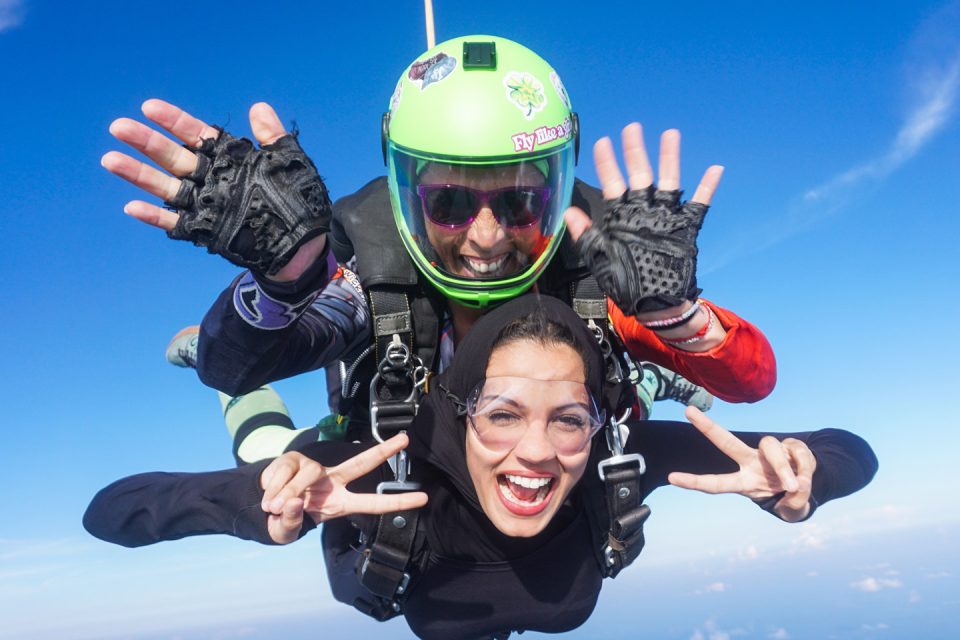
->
<box><xmin>504</xmin><ymin>72</ymin><xmax>547</xmax><ymax>119</ymax></box>
<box><xmin>390</xmin><ymin>80</ymin><xmax>403</xmax><ymax>111</ymax></box>
<box><xmin>510</xmin><ymin>117</ymin><xmax>573</xmax><ymax>153</ymax></box>
<box><xmin>408</xmin><ymin>53</ymin><xmax>457</xmax><ymax>90</ymax></box>
<box><xmin>549</xmin><ymin>71</ymin><xmax>570</xmax><ymax>109</ymax></box>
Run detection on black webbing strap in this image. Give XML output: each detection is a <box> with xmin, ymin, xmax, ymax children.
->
<box><xmin>358</xmin><ymin>286</ymin><xmax>424</xmax><ymax>614</ymax></box>
<box><xmin>571</xmin><ymin>275</ymin><xmax>608</xmax><ymax>323</ymax></box>
<box><xmin>599</xmin><ymin>458</ymin><xmax>651</xmax><ymax>578</ymax></box>
<box><xmin>575</xmin><ymin>275</ymin><xmax>653</xmax><ymax>577</ymax></box>
<box><xmin>368</xmin><ymin>287</ymin><xmax>414</xmax><ymax>372</ymax></box>
<box><xmin>357</xmin><ymin>507</ymin><xmax>420</xmax><ymax>605</ymax></box>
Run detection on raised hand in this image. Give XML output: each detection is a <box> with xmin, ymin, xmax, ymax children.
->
<box><xmin>668</xmin><ymin>407</ymin><xmax>817</xmax><ymax>523</ymax></box>
<box><xmin>102</xmin><ymin>100</ymin><xmax>331</xmax><ymax>279</ymax></box>
<box><xmin>564</xmin><ymin>123</ymin><xmax>724</xmax><ymax>314</ymax></box>
<box><xmin>259</xmin><ymin>433</ymin><xmax>429</xmax><ymax>544</ymax></box>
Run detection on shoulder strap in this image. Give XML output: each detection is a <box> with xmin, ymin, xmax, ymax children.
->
<box><xmin>570</xmin><ymin>277</ymin><xmax>653</xmax><ymax>578</ymax></box>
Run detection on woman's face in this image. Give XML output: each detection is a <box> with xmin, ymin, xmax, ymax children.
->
<box><xmin>465</xmin><ymin>338</ymin><xmax>593</xmax><ymax>537</ymax></box>
<box><xmin>419</xmin><ymin>163</ymin><xmax>546</xmax><ymax>280</ymax></box>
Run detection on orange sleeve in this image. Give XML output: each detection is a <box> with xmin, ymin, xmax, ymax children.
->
<box><xmin>608</xmin><ymin>299</ymin><xmax>777</xmax><ymax>403</ymax></box>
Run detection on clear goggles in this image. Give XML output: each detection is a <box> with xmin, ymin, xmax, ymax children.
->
<box><xmin>466</xmin><ymin>376</ymin><xmax>606</xmax><ymax>456</ymax></box>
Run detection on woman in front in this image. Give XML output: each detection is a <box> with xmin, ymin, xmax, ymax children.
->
<box><xmin>84</xmin><ymin>295</ymin><xmax>877</xmax><ymax>640</ymax></box>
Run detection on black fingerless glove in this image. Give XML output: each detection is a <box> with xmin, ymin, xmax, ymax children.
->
<box><xmin>164</xmin><ymin>131</ymin><xmax>332</xmax><ymax>276</ymax></box>
<box><xmin>575</xmin><ymin>186</ymin><xmax>707</xmax><ymax>314</ymax></box>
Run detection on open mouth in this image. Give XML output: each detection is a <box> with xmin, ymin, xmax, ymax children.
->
<box><xmin>461</xmin><ymin>254</ymin><xmax>510</xmax><ymax>276</ymax></box>
<box><xmin>496</xmin><ymin>473</ymin><xmax>555</xmax><ymax>515</ymax></box>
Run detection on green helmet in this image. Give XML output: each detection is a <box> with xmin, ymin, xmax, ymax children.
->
<box><xmin>383</xmin><ymin>35</ymin><xmax>579</xmax><ymax>308</ymax></box>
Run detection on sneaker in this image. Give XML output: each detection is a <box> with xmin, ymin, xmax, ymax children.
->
<box><xmin>166</xmin><ymin>325</ymin><xmax>200</xmax><ymax>369</ymax></box>
<box><xmin>643</xmin><ymin>363</ymin><xmax>713</xmax><ymax>412</ymax></box>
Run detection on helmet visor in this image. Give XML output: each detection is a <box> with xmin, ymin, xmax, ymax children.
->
<box><xmin>387</xmin><ymin>141</ymin><xmax>576</xmax><ymax>303</ymax></box>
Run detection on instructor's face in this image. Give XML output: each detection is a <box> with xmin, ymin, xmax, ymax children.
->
<box><xmin>465</xmin><ymin>339</ymin><xmax>592</xmax><ymax>538</ymax></box>
<box><xmin>419</xmin><ymin>163</ymin><xmax>546</xmax><ymax>280</ymax></box>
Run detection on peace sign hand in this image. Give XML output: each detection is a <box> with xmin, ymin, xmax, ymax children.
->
<box><xmin>564</xmin><ymin>123</ymin><xmax>724</xmax><ymax>314</ymax></box>
<box><xmin>668</xmin><ymin>407</ymin><xmax>817</xmax><ymax>523</ymax></box>
<box><xmin>259</xmin><ymin>434</ymin><xmax>429</xmax><ymax>544</ymax></box>
<box><xmin>102</xmin><ymin>100</ymin><xmax>331</xmax><ymax>280</ymax></box>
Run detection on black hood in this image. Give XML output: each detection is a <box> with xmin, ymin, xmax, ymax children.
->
<box><xmin>406</xmin><ymin>293</ymin><xmax>607</xmax><ymax>511</ymax></box>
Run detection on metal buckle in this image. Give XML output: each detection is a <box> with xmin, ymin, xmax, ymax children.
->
<box><xmin>604</xmin><ymin>407</ymin><xmax>631</xmax><ymax>456</ymax></box>
<box><xmin>376</xmin><ymin>449</ymin><xmax>421</xmax><ymax>493</ymax></box>
<box><xmin>598</xmin><ymin>453</ymin><xmax>646</xmax><ymax>482</ymax></box>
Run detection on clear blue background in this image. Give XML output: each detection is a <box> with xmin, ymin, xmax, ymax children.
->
<box><xmin>1</xmin><ymin>0</ymin><xmax>958</xmax><ymax>638</ymax></box>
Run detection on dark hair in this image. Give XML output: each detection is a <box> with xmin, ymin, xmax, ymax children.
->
<box><xmin>491</xmin><ymin>305</ymin><xmax>594</xmax><ymax>382</ymax></box>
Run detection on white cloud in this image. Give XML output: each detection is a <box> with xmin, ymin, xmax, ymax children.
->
<box><xmin>690</xmin><ymin>618</ymin><xmax>739</xmax><ymax>640</ymax></box>
<box><xmin>926</xmin><ymin>570</ymin><xmax>951</xmax><ymax>579</ymax></box>
<box><xmin>700</xmin><ymin>581</ymin><xmax>726</xmax><ymax>593</ymax></box>
<box><xmin>850</xmin><ymin>576</ymin><xmax>903</xmax><ymax>592</ymax></box>
<box><xmin>909</xmin><ymin>590</ymin><xmax>922</xmax><ymax>603</ymax></box>
<box><xmin>790</xmin><ymin>522</ymin><xmax>827</xmax><ymax>550</ymax></box>
<box><xmin>861</xmin><ymin>623</ymin><xmax>890</xmax><ymax>631</ymax></box>
<box><xmin>803</xmin><ymin>57</ymin><xmax>959</xmax><ymax>202</ymax></box>
<box><xmin>769</xmin><ymin>629</ymin><xmax>790</xmax><ymax>640</ymax></box>
<box><xmin>737</xmin><ymin>545</ymin><xmax>759</xmax><ymax>561</ymax></box>
<box><xmin>0</xmin><ymin>0</ymin><xmax>24</xmax><ymax>33</ymax></box>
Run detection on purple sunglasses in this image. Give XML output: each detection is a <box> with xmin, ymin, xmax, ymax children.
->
<box><xmin>416</xmin><ymin>184</ymin><xmax>552</xmax><ymax>230</ymax></box>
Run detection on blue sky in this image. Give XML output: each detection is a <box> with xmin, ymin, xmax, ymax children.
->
<box><xmin>1</xmin><ymin>0</ymin><xmax>959</xmax><ymax>638</ymax></box>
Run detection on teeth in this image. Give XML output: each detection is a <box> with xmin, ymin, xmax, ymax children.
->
<box><xmin>499</xmin><ymin>480</ymin><xmax>551</xmax><ymax>506</ymax></box>
<box><xmin>464</xmin><ymin>255</ymin><xmax>508</xmax><ymax>275</ymax></box>
<box><xmin>505</xmin><ymin>474</ymin><xmax>552</xmax><ymax>489</ymax></box>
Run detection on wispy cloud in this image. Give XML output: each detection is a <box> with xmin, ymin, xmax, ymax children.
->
<box><xmin>768</xmin><ymin>629</ymin><xmax>790</xmax><ymax>640</ymax></box>
<box><xmin>704</xmin><ymin>581</ymin><xmax>726</xmax><ymax>593</ymax></box>
<box><xmin>689</xmin><ymin>618</ymin><xmax>745</xmax><ymax>640</ymax></box>
<box><xmin>704</xmin><ymin>1</ymin><xmax>960</xmax><ymax>273</ymax></box>
<box><xmin>803</xmin><ymin>58</ymin><xmax>959</xmax><ymax>203</ymax></box>
<box><xmin>851</xmin><ymin>576</ymin><xmax>903</xmax><ymax>592</ymax></box>
<box><xmin>0</xmin><ymin>0</ymin><xmax>24</xmax><ymax>33</ymax></box>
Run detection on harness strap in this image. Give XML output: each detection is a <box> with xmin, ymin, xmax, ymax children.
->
<box><xmin>369</xmin><ymin>288</ymin><xmax>414</xmax><ymax>376</ymax></box>
<box><xmin>358</xmin><ymin>286</ymin><xmax>426</xmax><ymax>614</ymax></box>
<box><xmin>599</xmin><ymin>458</ymin><xmax>651</xmax><ymax>577</ymax></box>
<box><xmin>573</xmin><ymin>276</ymin><xmax>653</xmax><ymax>578</ymax></box>
<box><xmin>357</xmin><ymin>507</ymin><xmax>421</xmax><ymax>606</ymax></box>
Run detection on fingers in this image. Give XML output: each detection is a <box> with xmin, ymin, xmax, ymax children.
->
<box><xmin>249</xmin><ymin>102</ymin><xmax>288</xmax><ymax>146</ymax></box>
<box><xmin>775</xmin><ymin>439</ymin><xmax>817</xmax><ymax>516</ymax></box>
<box><xmin>758</xmin><ymin>436</ymin><xmax>799</xmax><ymax>493</ymax></box>
<box><xmin>684</xmin><ymin>406</ymin><xmax>755</xmax><ymax>464</ymax></box>
<box><xmin>108</xmin><ymin>118</ymin><xmax>199</xmax><ymax>177</ymax></box>
<box><xmin>658</xmin><ymin>129</ymin><xmax>680</xmax><ymax>191</ymax></box>
<box><xmin>621</xmin><ymin>123</ymin><xmax>653</xmax><ymax>191</ymax></box>
<box><xmin>141</xmin><ymin>98</ymin><xmax>220</xmax><ymax>146</ymax></box>
<box><xmin>343</xmin><ymin>490</ymin><xmax>429</xmax><ymax>518</ymax></box>
<box><xmin>102</xmin><ymin>150</ymin><xmax>182</xmax><ymax>203</ymax></box>
<box><xmin>593</xmin><ymin>137</ymin><xmax>627</xmax><ymax>199</ymax></box>
<box><xmin>123</xmin><ymin>200</ymin><xmax>179</xmax><ymax>231</ymax></box>
<box><xmin>690</xmin><ymin>165</ymin><xmax>724</xmax><ymax>206</ymax></box>
<box><xmin>260</xmin><ymin>452</ymin><xmax>317</xmax><ymax>511</ymax></box>
<box><xmin>562</xmin><ymin>206</ymin><xmax>592</xmax><ymax>243</ymax></box>
<box><xmin>668</xmin><ymin>470</ymin><xmax>743</xmax><ymax>495</ymax></box>
<box><xmin>328</xmin><ymin>433</ymin><xmax>413</xmax><ymax>485</ymax></box>
<box><xmin>267</xmin><ymin>497</ymin><xmax>305</xmax><ymax>544</ymax></box>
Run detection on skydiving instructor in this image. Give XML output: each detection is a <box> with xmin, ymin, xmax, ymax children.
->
<box><xmin>100</xmin><ymin>36</ymin><xmax>777</xmax><ymax>444</ymax></box>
